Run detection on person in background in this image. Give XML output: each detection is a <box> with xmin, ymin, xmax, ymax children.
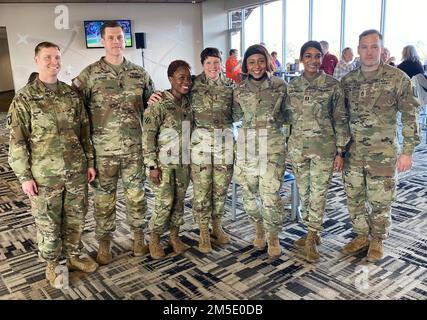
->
<box><xmin>271</xmin><ymin>51</ymin><xmax>281</xmax><ymax>70</ymax></box>
<box><xmin>226</xmin><ymin>49</ymin><xmax>242</xmax><ymax>83</ymax></box>
<box><xmin>271</xmin><ymin>51</ymin><xmax>282</xmax><ymax>77</ymax></box>
<box><xmin>397</xmin><ymin>45</ymin><xmax>424</xmax><ymax>78</ymax></box>
<box><xmin>320</xmin><ymin>40</ymin><xmax>338</xmax><ymax>75</ymax></box>
<box><xmin>333</xmin><ymin>47</ymin><xmax>355</xmax><ymax>80</ymax></box>
<box><xmin>352</xmin><ymin>56</ymin><xmax>361</xmax><ymax>69</ymax></box>
<box><xmin>381</xmin><ymin>47</ymin><xmax>396</xmax><ymax>67</ymax></box>
<box><xmin>286</xmin><ymin>41</ymin><xmax>350</xmax><ymax>262</ymax></box>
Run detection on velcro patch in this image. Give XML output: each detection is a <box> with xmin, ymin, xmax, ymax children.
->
<box><xmin>72</xmin><ymin>78</ymin><xmax>81</xmax><ymax>88</ymax></box>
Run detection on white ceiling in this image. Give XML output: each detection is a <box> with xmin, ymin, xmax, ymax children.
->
<box><xmin>0</xmin><ymin>0</ymin><xmax>204</xmax><ymax>3</ymax></box>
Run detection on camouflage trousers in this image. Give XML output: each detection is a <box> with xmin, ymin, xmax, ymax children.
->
<box><xmin>92</xmin><ymin>153</ymin><xmax>147</xmax><ymax>241</ymax></box>
<box><xmin>149</xmin><ymin>165</ymin><xmax>190</xmax><ymax>234</ymax></box>
<box><xmin>30</xmin><ymin>174</ymin><xmax>88</xmax><ymax>261</ymax></box>
<box><xmin>191</xmin><ymin>163</ymin><xmax>233</xmax><ymax>226</ymax></box>
<box><xmin>343</xmin><ymin>159</ymin><xmax>395</xmax><ymax>239</ymax></box>
<box><xmin>235</xmin><ymin>153</ymin><xmax>286</xmax><ymax>233</ymax></box>
<box><xmin>290</xmin><ymin>150</ymin><xmax>335</xmax><ymax>232</ymax></box>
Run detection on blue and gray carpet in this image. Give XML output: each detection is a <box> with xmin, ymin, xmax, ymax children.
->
<box><xmin>0</xmin><ymin>113</ymin><xmax>426</xmax><ymax>300</ymax></box>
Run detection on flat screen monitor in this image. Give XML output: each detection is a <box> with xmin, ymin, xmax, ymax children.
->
<box><xmin>84</xmin><ymin>20</ymin><xmax>132</xmax><ymax>48</ymax></box>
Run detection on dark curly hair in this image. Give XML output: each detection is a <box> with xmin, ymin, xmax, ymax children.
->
<box><xmin>167</xmin><ymin>60</ymin><xmax>191</xmax><ymax>77</ymax></box>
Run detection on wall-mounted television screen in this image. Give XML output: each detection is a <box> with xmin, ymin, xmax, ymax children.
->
<box><xmin>84</xmin><ymin>20</ymin><xmax>132</xmax><ymax>48</ymax></box>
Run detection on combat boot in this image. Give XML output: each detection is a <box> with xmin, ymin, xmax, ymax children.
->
<box><xmin>133</xmin><ymin>229</ymin><xmax>149</xmax><ymax>257</ymax></box>
<box><xmin>367</xmin><ymin>237</ymin><xmax>384</xmax><ymax>262</ymax></box>
<box><xmin>253</xmin><ymin>221</ymin><xmax>266</xmax><ymax>250</ymax></box>
<box><xmin>198</xmin><ymin>225</ymin><xmax>212</xmax><ymax>253</ymax></box>
<box><xmin>149</xmin><ymin>232</ymin><xmax>165</xmax><ymax>259</ymax></box>
<box><xmin>267</xmin><ymin>232</ymin><xmax>282</xmax><ymax>259</ymax></box>
<box><xmin>169</xmin><ymin>227</ymin><xmax>189</xmax><ymax>254</ymax></box>
<box><xmin>46</xmin><ymin>261</ymin><xmax>61</xmax><ymax>289</ymax></box>
<box><xmin>342</xmin><ymin>234</ymin><xmax>370</xmax><ymax>254</ymax></box>
<box><xmin>294</xmin><ymin>233</ymin><xmax>321</xmax><ymax>248</ymax></box>
<box><xmin>305</xmin><ymin>230</ymin><xmax>320</xmax><ymax>262</ymax></box>
<box><xmin>67</xmin><ymin>256</ymin><xmax>98</xmax><ymax>273</ymax></box>
<box><xmin>211</xmin><ymin>217</ymin><xmax>230</xmax><ymax>244</ymax></box>
<box><xmin>96</xmin><ymin>239</ymin><xmax>113</xmax><ymax>265</ymax></box>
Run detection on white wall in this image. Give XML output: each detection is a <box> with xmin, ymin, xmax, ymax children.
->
<box><xmin>201</xmin><ymin>0</ymin><xmax>229</xmax><ymax>60</ymax></box>
<box><xmin>0</xmin><ymin>28</ymin><xmax>14</xmax><ymax>92</ymax></box>
<box><xmin>225</xmin><ymin>0</ymin><xmax>267</xmax><ymax>10</ymax></box>
<box><xmin>0</xmin><ymin>3</ymin><xmax>203</xmax><ymax>91</ymax></box>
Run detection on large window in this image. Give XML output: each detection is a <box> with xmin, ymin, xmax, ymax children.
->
<box><xmin>244</xmin><ymin>5</ymin><xmax>261</xmax><ymax>50</ymax></box>
<box><xmin>312</xmin><ymin>0</ymin><xmax>342</xmax><ymax>58</ymax></box>
<box><xmin>263</xmin><ymin>1</ymin><xmax>283</xmax><ymax>64</ymax></box>
<box><xmin>385</xmin><ymin>0</ymin><xmax>427</xmax><ymax>64</ymax></box>
<box><xmin>229</xmin><ymin>9</ymin><xmax>242</xmax><ymax>58</ymax></box>
<box><xmin>286</xmin><ymin>0</ymin><xmax>309</xmax><ymax>66</ymax></box>
<box><xmin>228</xmin><ymin>0</ymin><xmax>426</xmax><ymax>70</ymax></box>
<box><xmin>344</xmin><ymin>0</ymin><xmax>382</xmax><ymax>53</ymax></box>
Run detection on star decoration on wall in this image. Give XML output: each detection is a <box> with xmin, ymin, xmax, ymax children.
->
<box><xmin>70</xmin><ymin>25</ymin><xmax>80</xmax><ymax>34</ymax></box>
<box><xmin>175</xmin><ymin>21</ymin><xmax>184</xmax><ymax>35</ymax></box>
<box><xmin>17</xmin><ymin>34</ymin><xmax>29</xmax><ymax>45</ymax></box>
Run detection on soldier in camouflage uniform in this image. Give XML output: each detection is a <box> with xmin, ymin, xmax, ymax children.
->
<box><xmin>341</xmin><ymin>30</ymin><xmax>419</xmax><ymax>262</ymax></box>
<box><xmin>232</xmin><ymin>44</ymin><xmax>287</xmax><ymax>259</ymax></box>
<box><xmin>191</xmin><ymin>47</ymin><xmax>234</xmax><ymax>253</ymax></box>
<box><xmin>8</xmin><ymin>42</ymin><xmax>98</xmax><ymax>289</ymax></box>
<box><xmin>285</xmin><ymin>41</ymin><xmax>351</xmax><ymax>262</ymax></box>
<box><xmin>143</xmin><ymin>60</ymin><xmax>192</xmax><ymax>260</ymax></box>
<box><xmin>72</xmin><ymin>21</ymin><xmax>155</xmax><ymax>265</ymax></box>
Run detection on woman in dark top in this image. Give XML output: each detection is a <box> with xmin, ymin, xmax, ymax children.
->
<box><xmin>397</xmin><ymin>45</ymin><xmax>424</xmax><ymax>78</ymax></box>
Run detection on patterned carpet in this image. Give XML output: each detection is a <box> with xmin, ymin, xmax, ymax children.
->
<box><xmin>0</xmin><ymin>112</ymin><xmax>426</xmax><ymax>300</ymax></box>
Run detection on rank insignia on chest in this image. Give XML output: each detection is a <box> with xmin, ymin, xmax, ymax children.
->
<box><xmin>183</xmin><ymin>113</ymin><xmax>187</xmax><ymax>118</ymax></box>
<box><xmin>304</xmin><ymin>96</ymin><xmax>310</xmax><ymax>101</ymax></box>
<box><xmin>360</xmin><ymin>90</ymin><xmax>366</xmax><ymax>97</ymax></box>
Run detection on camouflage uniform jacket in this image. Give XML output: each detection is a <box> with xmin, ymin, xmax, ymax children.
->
<box><xmin>191</xmin><ymin>72</ymin><xmax>234</xmax><ymax>130</ymax></box>
<box><xmin>7</xmin><ymin>79</ymin><xmax>94</xmax><ymax>186</ymax></box>
<box><xmin>73</xmin><ymin>57</ymin><xmax>155</xmax><ymax>156</ymax></box>
<box><xmin>233</xmin><ymin>74</ymin><xmax>287</xmax><ymax>153</ymax></box>
<box><xmin>143</xmin><ymin>91</ymin><xmax>192</xmax><ymax>168</ymax></box>
<box><xmin>286</xmin><ymin>72</ymin><xmax>350</xmax><ymax>157</ymax></box>
<box><xmin>341</xmin><ymin>63</ymin><xmax>419</xmax><ymax>161</ymax></box>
